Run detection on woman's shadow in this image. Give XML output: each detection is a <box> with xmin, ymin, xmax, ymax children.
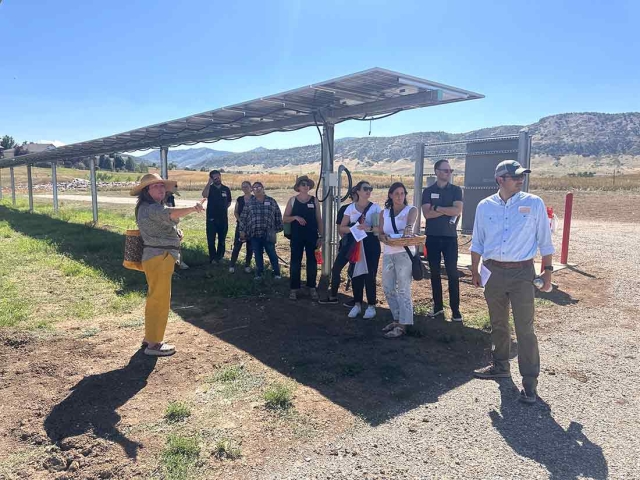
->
<box><xmin>44</xmin><ymin>350</ymin><xmax>157</xmax><ymax>459</ymax></box>
<box><xmin>489</xmin><ymin>379</ymin><xmax>608</xmax><ymax>479</ymax></box>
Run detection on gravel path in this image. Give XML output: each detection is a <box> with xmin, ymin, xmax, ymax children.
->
<box><xmin>258</xmin><ymin>219</ymin><xmax>639</xmax><ymax>480</ymax></box>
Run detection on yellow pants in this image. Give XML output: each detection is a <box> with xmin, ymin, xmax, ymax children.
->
<box><xmin>142</xmin><ymin>253</ymin><xmax>176</xmax><ymax>343</ymax></box>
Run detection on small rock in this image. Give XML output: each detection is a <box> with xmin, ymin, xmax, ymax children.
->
<box><xmin>305</xmin><ymin>457</ymin><xmax>311</xmax><ymax>462</ymax></box>
<box><xmin>408</xmin><ymin>427</ymin><xmax>417</xmax><ymax>433</ymax></box>
<box><xmin>68</xmin><ymin>461</ymin><xmax>80</xmax><ymax>472</ymax></box>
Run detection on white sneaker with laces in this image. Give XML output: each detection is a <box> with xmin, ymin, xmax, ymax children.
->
<box><xmin>363</xmin><ymin>306</ymin><xmax>376</xmax><ymax>319</ymax></box>
<box><xmin>348</xmin><ymin>304</ymin><xmax>362</xmax><ymax>318</ymax></box>
<box><xmin>229</xmin><ymin>266</ymin><xmax>235</xmax><ymax>273</ymax></box>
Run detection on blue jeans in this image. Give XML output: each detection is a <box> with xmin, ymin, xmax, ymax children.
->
<box><xmin>250</xmin><ymin>237</ymin><xmax>281</xmax><ymax>277</ymax></box>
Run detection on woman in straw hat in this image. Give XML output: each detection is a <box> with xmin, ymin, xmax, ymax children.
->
<box><xmin>283</xmin><ymin>175</ymin><xmax>323</xmax><ymax>300</ymax></box>
<box><xmin>131</xmin><ymin>173</ymin><xmax>204</xmax><ymax>356</ymax></box>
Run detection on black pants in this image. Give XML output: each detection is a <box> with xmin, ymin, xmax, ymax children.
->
<box><xmin>230</xmin><ymin>226</ymin><xmax>253</xmax><ymax>267</ymax></box>
<box><xmin>329</xmin><ymin>246</ymin><xmax>350</xmax><ymax>299</ymax></box>
<box><xmin>290</xmin><ymin>235</ymin><xmax>317</xmax><ymax>289</ymax></box>
<box><xmin>426</xmin><ymin>235</ymin><xmax>460</xmax><ymax>315</ymax></box>
<box><xmin>351</xmin><ymin>235</ymin><xmax>380</xmax><ymax>305</ymax></box>
<box><xmin>206</xmin><ymin>218</ymin><xmax>228</xmax><ymax>261</ymax></box>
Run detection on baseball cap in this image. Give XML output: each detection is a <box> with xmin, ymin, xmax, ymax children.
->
<box><xmin>495</xmin><ymin>160</ymin><xmax>531</xmax><ymax>178</ymax></box>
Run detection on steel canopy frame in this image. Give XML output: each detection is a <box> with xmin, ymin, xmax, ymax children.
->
<box><xmin>1</xmin><ymin>67</ymin><xmax>484</xmax><ymax>273</ymax></box>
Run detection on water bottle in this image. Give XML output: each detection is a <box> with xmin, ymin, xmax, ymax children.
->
<box><xmin>533</xmin><ymin>276</ymin><xmax>552</xmax><ymax>293</ymax></box>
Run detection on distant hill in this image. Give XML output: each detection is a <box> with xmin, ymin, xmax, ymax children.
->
<box><xmin>138</xmin><ymin>147</ymin><xmax>233</xmax><ymax>167</ymax></box>
<box><xmin>140</xmin><ymin>112</ymin><xmax>640</xmax><ymax>173</ymax></box>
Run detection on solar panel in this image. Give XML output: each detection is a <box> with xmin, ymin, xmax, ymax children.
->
<box><xmin>0</xmin><ymin>68</ymin><xmax>483</xmax><ymax>168</ymax></box>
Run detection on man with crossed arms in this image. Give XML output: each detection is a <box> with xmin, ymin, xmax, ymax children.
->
<box><xmin>470</xmin><ymin>160</ymin><xmax>554</xmax><ymax>404</ymax></box>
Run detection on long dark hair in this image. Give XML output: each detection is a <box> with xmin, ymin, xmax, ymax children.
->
<box><xmin>350</xmin><ymin>180</ymin><xmax>371</xmax><ymax>202</ymax></box>
<box><xmin>385</xmin><ymin>182</ymin><xmax>408</xmax><ymax>210</ymax></box>
<box><xmin>135</xmin><ymin>187</ymin><xmax>158</xmax><ymax>218</ymax></box>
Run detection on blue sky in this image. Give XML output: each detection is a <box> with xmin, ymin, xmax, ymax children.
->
<box><xmin>1</xmin><ymin>0</ymin><xmax>638</xmax><ymax>153</ymax></box>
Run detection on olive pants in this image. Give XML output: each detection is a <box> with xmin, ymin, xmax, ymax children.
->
<box><xmin>142</xmin><ymin>253</ymin><xmax>175</xmax><ymax>343</ymax></box>
<box><xmin>484</xmin><ymin>262</ymin><xmax>540</xmax><ymax>393</ymax></box>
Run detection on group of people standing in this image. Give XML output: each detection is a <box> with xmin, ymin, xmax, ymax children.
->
<box><xmin>132</xmin><ymin>158</ymin><xmax>553</xmax><ymax>404</ymax></box>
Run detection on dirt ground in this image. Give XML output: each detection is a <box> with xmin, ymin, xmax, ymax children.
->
<box><xmin>0</xmin><ymin>191</ymin><xmax>638</xmax><ymax>479</ymax></box>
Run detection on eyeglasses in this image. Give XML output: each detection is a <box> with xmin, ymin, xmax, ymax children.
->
<box><xmin>252</xmin><ymin>185</ymin><xmax>263</xmax><ymax>190</ymax></box>
<box><xmin>437</xmin><ymin>168</ymin><xmax>454</xmax><ymax>173</ymax></box>
<box><xmin>502</xmin><ymin>174</ymin><xmax>525</xmax><ymax>181</ymax></box>
<box><xmin>362</xmin><ymin>186</ymin><xmax>374</xmax><ymax>192</ymax></box>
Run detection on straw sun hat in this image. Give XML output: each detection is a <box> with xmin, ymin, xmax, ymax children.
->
<box><xmin>130</xmin><ymin>173</ymin><xmax>177</xmax><ymax>196</ymax></box>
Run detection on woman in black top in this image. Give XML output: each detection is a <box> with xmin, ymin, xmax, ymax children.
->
<box><xmin>229</xmin><ymin>181</ymin><xmax>254</xmax><ymax>273</ymax></box>
<box><xmin>283</xmin><ymin>175</ymin><xmax>323</xmax><ymax>300</ymax></box>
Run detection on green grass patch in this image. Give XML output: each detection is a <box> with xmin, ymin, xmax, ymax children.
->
<box><xmin>69</xmin><ymin>299</ymin><xmax>96</xmax><ymax>320</ymax></box>
<box><xmin>464</xmin><ymin>312</ymin><xmax>492</xmax><ymax>331</ymax></box>
<box><xmin>263</xmin><ymin>382</ymin><xmax>294</xmax><ymax>410</ymax></box>
<box><xmin>164</xmin><ymin>401</ymin><xmax>192</xmax><ymax>423</ymax></box>
<box><xmin>205</xmin><ymin>364</ymin><xmax>263</xmax><ymax>400</ymax></box>
<box><xmin>213</xmin><ymin>364</ymin><xmax>244</xmax><ymax>383</ymax></box>
<box><xmin>212</xmin><ymin>438</ymin><xmax>241</xmax><ymax>460</ymax></box>
<box><xmin>109</xmin><ymin>291</ymin><xmax>145</xmax><ymax>314</ymax></box>
<box><xmin>0</xmin><ymin>279</ymin><xmax>31</xmax><ymax>328</ymax></box>
<box><xmin>535</xmin><ymin>297</ymin><xmax>553</xmax><ymax>307</ymax></box>
<box><xmin>119</xmin><ymin>317</ymin><xmax>145</xmax><ymax>329</ymax></box>
<box><xmin>161</xmin><ymin>435</ymin><xmax>200</xmax><ymax>480</ymax></box>
<box><xmin>79</xmin><ymin>327</ymin><xmax>100</xmax><ymax>338</ymax></box>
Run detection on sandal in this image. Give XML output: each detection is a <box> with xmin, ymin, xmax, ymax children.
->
<box><xmin>382</xmin><ymin>322</ymin><xmax>399</xmax><ymax>333</ymax></box>
<box><xmin>144</xmin><ymin>342</ymin><xmax>176</xmax><ymax>357</ymax></box>
<box><xmin>384</xmin><ymin>326</ymin><xmax>406</xmax><ymax>339</ymax></box>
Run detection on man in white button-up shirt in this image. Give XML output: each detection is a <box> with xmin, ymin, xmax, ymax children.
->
<box><xmin>470</xmin><ymin>160</ymin><xmax>555</xmax><ymax>404</ymax></box>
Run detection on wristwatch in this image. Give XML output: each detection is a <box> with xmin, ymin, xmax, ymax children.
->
<box><xmin>543</xmin><ymin>265</ymin><xmax>554</xmax><ymax>272</ymax></box>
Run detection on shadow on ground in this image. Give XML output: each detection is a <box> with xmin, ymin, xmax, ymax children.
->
<box><xmin>43</xmin><ymin>350</ymin><xmax>157</xmax><ymax>459</ymax></box>
<box><xmin>3</xmin><ymin>205</ymin><xmax>607</xmax><ymax>477</ymax></box>
<box><xmin>490</xmin><ymin>379</ymin><xmax>608</xmax><ymax>479</ymax></box>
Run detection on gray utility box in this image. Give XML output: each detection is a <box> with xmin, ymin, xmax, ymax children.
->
<box><xmin>461</xmin><ymin>138</ymin><xmax>520</xmax><ymax>234</ymax></box>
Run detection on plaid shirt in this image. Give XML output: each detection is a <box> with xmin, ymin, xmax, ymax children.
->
<box><xmin>239</xmin><ymin>195</ymin><xmax>283</xmax><ymax>238</ymax></box>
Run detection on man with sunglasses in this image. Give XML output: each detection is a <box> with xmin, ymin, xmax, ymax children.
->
<box><xmin>421</xmin><ymin>159</ymin><xmax>464</xmax><ymax>322</ymax></box>
<box><xmin>470</xmin><ymin>160</ymin><xmax>554</xmax><ymax>404</ymax></box>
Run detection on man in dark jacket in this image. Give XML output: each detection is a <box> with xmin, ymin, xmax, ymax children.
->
<box><xmin>202</xmin><ymin>170</ymin><xmax>232</xmax><ymax>263</ymax></box>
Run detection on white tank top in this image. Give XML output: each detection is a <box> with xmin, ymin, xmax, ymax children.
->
<box><xmin>383</xmin><ymin>205</ymin><xmax>416</xmax><ymax>255</ymax></box>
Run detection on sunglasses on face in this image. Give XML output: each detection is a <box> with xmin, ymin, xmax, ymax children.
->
<box><xmin>437</xmin><ymin>168</ymin><xmax>454</xmax><ymax>173</ymax></box>
<box><xmin>299</xmin><ymin>182</ymin><xmax>310</xmax><ymax>187</ymax></box>
<box><xmin>502</xmin><ymin>174</ymin><xmax>525</xmax><ymax>181</ymax></box>
<box><xmin>361</xmin><ymin>186</ymin><xmax>373</xmax><ymax>193</ymax></box>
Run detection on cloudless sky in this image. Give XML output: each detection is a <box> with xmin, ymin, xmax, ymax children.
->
<box><xmin>1</xmin><ymin>0</ymin><xmax>639</xmax><ymax>153</ymax></box>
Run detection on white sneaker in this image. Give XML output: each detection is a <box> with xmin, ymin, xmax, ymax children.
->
<box><xmin>244</xmin><ymin>266</ymin><xmax>252</xmax><ymax>273</ymax></box>
<box><xmin>229</xmin><ymin>266</ymin><xmax>235</xmax><ymax>273</ymax></box>
<box><xmin>451</xmin><ymin>313</ymin><xmax>463</xmax><ymax>322</ymax></box>
<box><xmin>348</xmin><ymin>304</ymin><xmax>362</xmax><ymax>318</ymax></box>
<box><xmin>363</xmin><ymin>306</ymin><xmax>376</xmax><ymax>319</ymax></box>
<box><xmin>427</xmin><ymin>308</ymin><xmax>444</xmax><ymax>318</ymax></box>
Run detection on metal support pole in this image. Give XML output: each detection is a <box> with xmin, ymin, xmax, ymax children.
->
<box><xmin>10</xmin><ymin>167</ymin><xmax>16</xmax><ymax>205</ymax></box>
<box><xmin>52</xmin><ymin>162</ymin><xmax>59</xmax><ymax>214</ymax></box>
<box><xmin>89</xmin><ymin>157</ymin><xmax>98</xmax><ymax>224</ymax></box>
<box><xmin>27</xmin><ymin>164</ymin><xmax>34</xmax><ymax>213</ymax></box>
<box><xmin>160</xmin><ymin>146</ymin><xmax>169</xmax><ymax>179</ymax></box>
<box><xmin>560</xmin><ymin>192</ymin><xmax>573</xmax><ymax>265</ymax></box>
<box><xmin>518</xmin><ymin>129</ymin><xmax>531</xmax><ymax>192</ymax></box>
<box><xmin>321</xmin><ymin>123</ymin><xmax>335</xmax><ymax>277</ymax></box>
<box><xmin>0</xmin><ymin>168</ymin><xmax>3</xmax><ymax>201</ymax></box>
<box><xmin>413</xmin><ymin>143</ymin><xmax>425</xmax><ymax>234</ymax></box>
